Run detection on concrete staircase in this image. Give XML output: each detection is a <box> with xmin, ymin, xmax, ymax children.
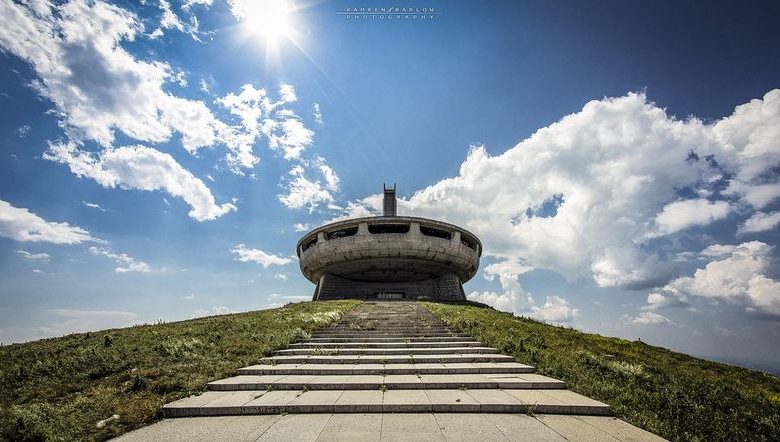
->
<box><xmin>163</xmin><ymin>302</ymin><xmax>611</xmax><ymax>417</ymax></box>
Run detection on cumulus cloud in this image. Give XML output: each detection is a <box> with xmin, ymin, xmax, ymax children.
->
<box><xmin>529</xmin><ymin>296</ymin><xmax>579</xmax><ymax>323</ymax></box>
<box><xmin>230</xmin><ymin>244</ymin><xmax>292</xmax><ymax>268</ymax></box>
<box><xmin>467</xmin><ymin>259</ymin><xmax>578</xmax><ymax>324</ymax></box>
<box><xmin>739</xmin><ymin>211</ymin><xmax>780</xmax><ymax>235</ymax></box>
<box><xmin>642</xmin><ymin>292</ymin><xmax>687</xmax><ymax>311</ymax></box>
<box><xmin>45</xmin><ymin>143</ymin><xmax>236</xmax><ymax>221</ymax></box>
<box><xmin>0</xmin><ymin>199</ymin><xmax>96</xmax><ymax>244</ymax></box>
<box><xmin>650</xmin><ymin>241</ymin><xmax>780</xmax><ymax>317</ymax></box>
<box><xmin>652</xmin><ymin>199</ymin><xmax>731</xmax><ymax>236</ymax></box>
<box><xmin>217</xmin><ymin>83</ymin><xmax>315</xmax><ymax>167</ymax></box>
<box><xmin>631</xmin><ymin>311</ymin><xmax>671</xmax><ymax>325</ymax></box>
<box><xmin>338</xmin><ymin>90</ymin><xmax>780</xmax><ymax>291</ymax></box>
<box><xmin>89</xmin><ymin>246</ymin><xmax>151</xmax><ymax>273</ymax></box>
<box><xmin>278</xmin><ymin>164</ymin><xmax>338</xmax><ymax>212</ymax></box>
<box><xmin>0</xmin><ymin>0</ymin><xmax>225</xmax><ymax>151</ymax></box>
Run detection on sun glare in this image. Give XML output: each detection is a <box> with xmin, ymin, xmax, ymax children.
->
<box><xmin>236</xmin><ymin>0</ymin><xmax>295</xmax><ymax>46</ymax></box>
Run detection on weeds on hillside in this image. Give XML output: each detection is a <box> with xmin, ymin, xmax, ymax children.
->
<box><xmin>420</xmin><ymin>301</ymin><xmax>780</xmax><ymax>441</ymax></box>
<box><xmin>0</xmin><ymin>300</ymin><xmax>359</xmax><ymax>441</ymax></box>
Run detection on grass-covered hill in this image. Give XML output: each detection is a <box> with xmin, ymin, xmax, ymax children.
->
<box><xmin>0</xmin><ymin>300</ymin><xmax>360</xmax><ymax>441</ymax></box>
<box><xmin>421</xmin><ymin>302</ymin><xmax>780</xmax><ymax>441</ymax></box>
<box><xmin>1</xmin><ymin>299</ymin><xmax>778</xmax><ymax>441</ymax></box>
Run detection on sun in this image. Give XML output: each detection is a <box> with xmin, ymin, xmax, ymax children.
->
<box><xmin>235</xmin><ymin>0</ymin><xmax>296</xmax><ymax>47</ymax></box>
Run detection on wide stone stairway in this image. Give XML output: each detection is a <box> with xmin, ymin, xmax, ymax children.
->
<box><xmin>119</xmin><ymin>302</ymin><xmax>663</xmax><ymax>440</ymax></box>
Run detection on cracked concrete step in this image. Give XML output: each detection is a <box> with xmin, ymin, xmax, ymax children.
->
<box><xmin>299</xmin><ymin>336</ymin><xmax>474</xmax><ymax>344</ymax></box>
<box><xmin>304</xmin><ymin>336</ymin><xmax>473</xmax><ymax>342</ymax></box>
<box><xmin>309</xmin><ymin>334</ymin><xmax>471</xmax><ymax>339</ymax></box>
<box><xmin>289</xmin><ymin>341</ymin><xmax>484</xmax><ymax>348</ymax></box>
<box><xmin>163</xmin><ymin>389</ymin><xmax>609</xmax><ymax>417</ymax></box>
<box><xmin>207</xmin><ymin>373</ymin><xmax>566</xmax><ymax>391</ymax></box>
<box><xmin>311</xmin><ymin>331</ymin><xmax>468</xmax><ymax>336</ymax></box>
<box><xmin>260</xmin><ymin>354</ymin><xmax>515</xmax><ymax>365</ymax></box>
<box><xmin>274</xmin><ymin>346</ymin><xmax>499</xmax><ymax>356</ymax></box>
<box><xmin>117</xmin><ymin>413</ymin><xmax>665</xmax><ymax>442</ymax></box>
<box><xmin>238</xmin><ymin>362</ymin><xmax>536</xmax><ymax>375</ymax></box>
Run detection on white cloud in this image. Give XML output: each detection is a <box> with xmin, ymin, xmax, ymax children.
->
<box><xmin>0</xmin><ymin>199</ymin><xmax>96</xmax><ymax>244</ymax></box>
<box><xmin>279</xmin><ymin>83</ymin><xmax>297</xmax><ymax>103</ymax></box>
<box><xmin>90</xmin><ymin>246</ymin><xmax>150</xmax><ymax>273</ymax></box>
<box><xmin>45</xmin><ymin>143</ymin><xmax>236</xmax><ymax>221</ymax></box>
<box><xmin>652</xmin><ymin>199</ymin><xmax>731</xmax><ymax>236</ymax></box>
<box><xmin>193</xmin><ymin>305</ymin><xmax>236</xmax><ymax>318</ymax></box>
<box><xmin>16</xmin><ymin>250</ymin><xmax>51</xmax><ymax>261</ymax></box>
<box><xmin>642</xmin><ymin>292</ymin><xmax>687</xmax><ymax>311</ymax></box>
<box><xmin>739</xmin><ymin>211</ymin><xmax>780</xmax><ymax>235</ymax></box>
<box><xmin>292</xmin><ymin>222</ymin><xmax>311</xmax><ymax>232</ymax></box>
<box><xmin>274</xmin><ymin>273</ymin><xmax>288</xmax><ymax>280</ymax></box>
<box><xmin>0</xmin><ymin>0</ymin><xmax>225</xmax><ymax>152</ymax></box>
<box><xmin>16</xmin><ymin>125</ymin><xmax>30</xmax><ymax>138</ymax></box>
<box><xmin>216</xmin><ymin>83</ymin><xmax>316</xmax><ymax>167</ymax></box>
<box><xmin>338</xmin><ymin>90</ymin><xmax>780</xmax><ymax>290</ymax></box>
<box><xmin>725</xmin><ymin>182</ymin><xmax>780</xmax><ymax>209</ymax></box>
<box><xmin>631</xmin><ymin>311</ymin><xmax>671</xmax><ymax>325</ymax></box>
<box><xmin>312</xmin><ymin>102</ymin><xmax>323</xmax><ymax>125</ymax></box>
<box><xmin>40</xmin><ymin>309</ymin><xmax>138</xmax><ymax>337</ymax></box>
<box><xmin>231</xmin><ymin>244</ymin><xmax>292</xmax><ymax>268</ymax></box>
<box><xmin>278</xmin><ymin>165</ymin><xmax>336</xmax><ymax>212</ymax></box>
<box><xmin>468</xmin><ymin>259</ymin><xmax>538</xmax><ymax>315</ymax></box>
<box><xmin>528</xmin><ymin>296</ymin><xmax>578</xmax><ymax>323</ymax></box>
<box><xmin>82</xmin><ymin>201</ymin><xmax>107</xmax><ymax>212</ymax></box>
<box><xmin>656</xmin><ymin>241</ymin><xmax>780</xmax><ymax>317</ymax></box>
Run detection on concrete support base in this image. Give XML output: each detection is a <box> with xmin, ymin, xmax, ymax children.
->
<box><xmin>312</xmin><ymin>273</ymin><xmax>466</xmax><ymax>301</ymax></box>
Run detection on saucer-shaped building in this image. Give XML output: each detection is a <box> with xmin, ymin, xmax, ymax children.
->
<box><xmin>297</xmin><ymin>185</ymin><xmax>482</xmax><ymax>300</ymax></box>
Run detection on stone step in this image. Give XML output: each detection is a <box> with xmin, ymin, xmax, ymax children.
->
<box><xmin>298</xmin><ymin>336</ymin><xmax>477</xmax><ymax>344</ymax></box>
<box><xmin>260</xmin><ymin>354</ymin><xmax>514</xmax><ymax>365</ymax></box>
<box><xmin>274</xmin><ymin>346</ymin><xmax>499</xmax><ymax>356</ymax></box>
<box><xmin>289</xmin><ymin>341</ymin><xmax>484</xmax><ymax>348</ymax></box>
<box><xmin>238</xmin><ymin>362</ymin><xmax>535</xmax><ymax>376</ymax></box>
<box><xmin>303</xmin><ymin>336</ymin><xmax>473</xmax><ymax>342</ymax></box>
<box><xmin>207</xmin><ymin>373</ymin><xmax>566</xmax><ymax>391</ymax></box>
<box><xmin>310</xmin><ymin>333</ymin><xmax>470</xmax><ymax>338</ymax></box>
<box><xmin>163</xmin><ymin>389</ymin><xmax>610</xmax><ymax>417</ymax></box>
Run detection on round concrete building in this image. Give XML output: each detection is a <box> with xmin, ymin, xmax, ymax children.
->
<box><xmin>297</xmin><ymin>185</ymin><xmax>482</xmax><ymax>301</ymax></box>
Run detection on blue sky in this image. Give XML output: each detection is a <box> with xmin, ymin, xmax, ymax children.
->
<box><xmin>1</xmin><ymin>0</ymin><xmax>779</xmax><ymax>372</ymax></box>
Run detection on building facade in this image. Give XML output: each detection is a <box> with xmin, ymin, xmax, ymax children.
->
<box><xmin>297</xmin><ymin>185</ymin><xmax>482</xmax><ymax>300</ymax></box>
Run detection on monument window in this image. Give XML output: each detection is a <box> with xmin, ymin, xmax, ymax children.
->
<box><xmin>368</xmin><ymin>223</ymin><xmax>410</xmax><ymax>234</ymax></box>
<box><xmin>461</xmin><ymin>237</ymin><xmax>477</xmax><ymax>250</ymax></box>
<box><xmin>420</xmin><ymin>225</ymin><xmax>452</xmax><ymax>240</ymax></box>
<box><xmin>326</xmin><ymin>227</ymin><xmax>358</xmax><ymax>240</ymax></box>
<box><xmin>301</xmin><ymin>237</ymin><xmax>317</xmax><ymax>252</ymax></box>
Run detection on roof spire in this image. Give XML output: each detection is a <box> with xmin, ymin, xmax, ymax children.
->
<box><xmin>383</xmin><ymin>183</ymin><xmax>397</xmax><ymax>216</ymax></box>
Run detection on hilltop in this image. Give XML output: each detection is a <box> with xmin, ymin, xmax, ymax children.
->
<box><xmin>0</xmin><ymin>300</ymin><xmax>778</xmax><ymax>441</ymax></box>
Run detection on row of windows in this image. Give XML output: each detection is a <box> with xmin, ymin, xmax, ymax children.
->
<box><xmin>300</xmin><ymin>223</ymin><xmax>478</xmax><ymax>252</ymax></box>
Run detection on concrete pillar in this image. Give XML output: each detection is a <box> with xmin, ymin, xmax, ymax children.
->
<box><xmin>358</xmin><ymin>222</ymin><xmax>369</xmax><ymax>235</ymax></box>
<box><xmin>409</xmin><ymin>222</ymin><xmax>421</xmax><ymax>235</ymax></box>
<box><xmin>453</xmin><ymin>231</ymin><xmax>461</xmax><ymax>243</ymax></box>
<box><xmin>317</xmin><ymin>232</ymin><xmax>325</xmax><ymax>242</ymax></box>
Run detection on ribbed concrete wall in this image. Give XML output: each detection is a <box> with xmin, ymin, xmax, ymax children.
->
<box><xmin>313</xmin><ymin>273</ymin><xmax>466</xmax><ymax>301</ymax></box>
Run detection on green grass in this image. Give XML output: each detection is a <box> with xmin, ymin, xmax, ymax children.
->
<box><xmin>420</xmin><ymin>301</ymin><xmax>780</xmax><ymax>441</ymax></box>
<box><xmin>0</xmin><ymin>300</ymin><xmax>360</xmax><ymax>441</ymax></box>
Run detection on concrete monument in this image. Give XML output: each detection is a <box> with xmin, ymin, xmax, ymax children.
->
<box><xmin>297</xmin><ymin>185</ymin><xmax>482</xmax><ymax>300</ymax></box>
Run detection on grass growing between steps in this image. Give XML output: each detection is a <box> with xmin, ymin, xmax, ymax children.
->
<box><xmin>420</xmin><ymin>301</ymin><xmax>780</xmax><ymax>441</ymax></box>
<box><xmin>0</xmin><ymin>300</ymin><xmax>360</xmax><ymax>441</ymax></box>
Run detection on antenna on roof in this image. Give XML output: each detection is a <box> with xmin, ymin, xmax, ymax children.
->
<box><xmin>383</xmin><ymin>183</ymin><xmax>397</xmax><ymax>216</ymax></box>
